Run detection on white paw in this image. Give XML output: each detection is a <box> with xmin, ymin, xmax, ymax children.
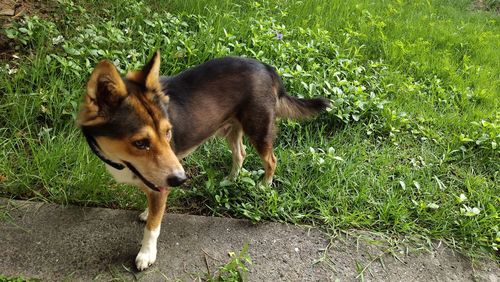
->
<box><xmin>135</xmin><ymin>248</ymin><xmax>157</xmax><ymax>271</ymax></box>
<box><xmin>139</xmin><ymin>209</ymin><xmax>148</xmax><ymax>222</ymax></box>
<box><xmin>136</xmin><ymin>226</ymin><xmax>160</xmax><ymax>271</ymax></box>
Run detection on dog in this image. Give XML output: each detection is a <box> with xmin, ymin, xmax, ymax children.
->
<box><xmin>77</xmin><ymin>51</ymin><xmax>330</xmax><ymax>271</ymax></box>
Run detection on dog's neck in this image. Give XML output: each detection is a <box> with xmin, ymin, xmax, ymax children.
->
<box><xmin>81</xmin><ymin>129</ymin><xmax>125</xmax><ymax>170</ymax></box>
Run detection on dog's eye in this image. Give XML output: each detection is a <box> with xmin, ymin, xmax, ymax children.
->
<box><xmin>166</xmin><ymin>129</ymin><xmax>172</xmax><ymax>140</ymax></box>
<box><xmin>132</xmin><ymin>139</ymin><xmax>150</xmax><ymax>150</ymax></box>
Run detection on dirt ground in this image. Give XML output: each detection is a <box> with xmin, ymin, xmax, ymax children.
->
<box><xmin>0</xmin><ymin>0</ymin><xmax>52</xmax><ymax>21</ymax></box>
<box><xmin>473</xmin><ymin>0</ymin><xmax>500</xmax><ymax>12</ymax></box>
<box><xmin>0</xmin><ymin>0</ymin><xmax>54</xmax><ymax>57</ymax></box>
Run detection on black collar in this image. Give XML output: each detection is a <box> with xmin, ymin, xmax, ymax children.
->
<box><xmin>123</xmin><ymin>161</ymin><xmax>161</xmax><ymax>192</ymax></box>
<box><xmin>82</xmin><ymin>129</ymin><xmax>125</xmax><ymax>170</ymax></box>
<box><xmin>81</xmin><ymin>129</ymin><xmax>161</xmax><ymax>192</ymax></box>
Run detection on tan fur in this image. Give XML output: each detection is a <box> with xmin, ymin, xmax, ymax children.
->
<box><xmin>140</xmin><ymin>186</ymin><xmax>170</xmax><ymax>230</ymax></box>
<box><xmin>276</xmin><ymin>96</ymin><xmax>327</xmax><ymax>120</ymax></box>
<box><xmin>95</xmin><ymin>128</ymin><xmax>181</xmax><ymax>186</ymax></box>
<box><xmin>256</xmin><ymin>144</ymin><xmax>276</xmax><ymax>184</ymax></box>
<box><xmin>126</xmin><ymin>51</ymin><xmax>161</xmax><ymax>91</ymax></box>
<box><xmin>127</xmin><ymin>93</ymin><xmax>164</xmax><ymax>125</ymax></box>
<box><xmin>276</xmin><ymin>98</ymin><xmax>295</xmax><ymax>118</ymax></box>
<box><xmin>224</xmin><ymin>121</ymin><xmax>246</xmax><ymax>179</ymax></box>
<box><xmin>78</xmin><ymin>60</ymin><xmax>127</xmax><ymax>126</ymax></box>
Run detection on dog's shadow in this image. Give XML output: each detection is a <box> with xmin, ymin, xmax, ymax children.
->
<box><xmin>83</xmin><ymin>209</ymin><xmax>257</xmax><ymax>280</ymax></box>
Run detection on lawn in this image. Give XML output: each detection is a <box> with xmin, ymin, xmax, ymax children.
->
<box><xmin>0</xmin><ymin>0</ymin><xmax>498</xmax><ymax>260</ymax></box>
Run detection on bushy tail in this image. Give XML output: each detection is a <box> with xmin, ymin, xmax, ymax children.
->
<box><xmin>276</xmin><ymin>95</ymin><xmax>330</xmax><ymax>119</ymax></box>
<box><xmin>264</xmin><ymin>63</ymin><xmax>330</xmax><ymax>119</ymax></box>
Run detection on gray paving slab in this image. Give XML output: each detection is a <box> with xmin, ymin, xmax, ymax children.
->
<box><xmin>0</xmin><ymin>199</ymin><xmax>498</xmax><ymax>281</ymax></box>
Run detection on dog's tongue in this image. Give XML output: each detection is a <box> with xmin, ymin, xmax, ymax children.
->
<box><xmin>159</xmin><ymin>187</ymin><xmax>168</xmax><ymax>193</ymax></box>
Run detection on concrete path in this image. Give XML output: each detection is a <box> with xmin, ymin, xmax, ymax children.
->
<box><xmin>0</xmin><ymin>199</ymin><xmax>498</xmax><ymax>281</ymax></box>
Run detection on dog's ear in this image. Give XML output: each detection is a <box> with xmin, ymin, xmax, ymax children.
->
<box><xmin>77</xmin><ymin>60</ymin><xmax>127</xmax><ymax>127</ymax></box>
<box><xmin>126</xmin><ymin>51</ymin><xmax>161</xmax><ymax>91</ymax></box>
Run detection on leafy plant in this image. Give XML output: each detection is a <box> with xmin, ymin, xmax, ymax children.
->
<box><xmin>205</xmin><ymin>244</ymin><xmax>252</xmax><ymax>282</ymax></box>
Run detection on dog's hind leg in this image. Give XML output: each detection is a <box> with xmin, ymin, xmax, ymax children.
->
<box><xmin>226</xmin><ymin>123</ymin><xmax>246</xmax><ymax>180</ymax></box>
<box><xmin>242</xmin><ymin>110</ymin><xmax>277</xmax><ymax>185</ymax></box>
<box><xmin>254</xmin><ymin>142</ymin><xmax>277</xmax><ymax>185</ymax></box>
<box><xmin>136</xmin><ymin>187</ymin><xmax>170</xmax><ymax>271</ymax></box>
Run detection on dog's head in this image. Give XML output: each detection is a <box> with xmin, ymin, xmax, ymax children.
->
<box><xmin>77</xmin><ymin>52</ymin><xmax>186</xmax><ymax>191</ymax></box>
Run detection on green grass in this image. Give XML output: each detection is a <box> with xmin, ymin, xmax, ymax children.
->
<box><xmin>0</xmin><ymin>0</ymin><xmax>498</xmax><ymax>260</ymax></box>
<box><xmin>0</xmin><ymin>275</ymin><xmax>39</xmax><ymax>282</ymax></box>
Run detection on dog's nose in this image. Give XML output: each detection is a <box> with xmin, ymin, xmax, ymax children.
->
<box><xmin>166</xmin><ymin>170</ymin><xmax>187</xmax><ymax>187</ymax></box>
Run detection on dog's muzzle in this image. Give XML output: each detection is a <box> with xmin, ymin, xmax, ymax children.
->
<box><xmin>82</xmin><ymin>129</ymin><xmax>187</xmax><ymax>191</ymax></box>
<box><xmin>166</xmin><ymin>170</ymin><xmax>187</xmax><ymax>187</ymax></box>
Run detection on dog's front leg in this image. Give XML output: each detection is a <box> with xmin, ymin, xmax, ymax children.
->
<box><xmin>136</xmin><ymin>187</ymin><xmax>170</xmax><ymax>271</ymax></box>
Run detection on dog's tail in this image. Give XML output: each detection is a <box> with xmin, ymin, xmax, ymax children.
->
<box><xmin>266</xmin><ymin>64</ymin><xmax>330</xmax><ymax>119</ymax></box>
<box><xmin>276</xmin><ymin>95</ymin><xmax>330</xmax><ymax>120</ymax></box>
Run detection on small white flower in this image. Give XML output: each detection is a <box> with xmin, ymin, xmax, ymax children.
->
<box><xmin>317</xmin><ymin>157</ymin><xmax>325</xmax><ymax>165</ymax></box>
<box><xmin>399</xmin><ymin>181</ymin><xmax>406</xmax><ymax>190</ymax></box>
<box><xmin>413</xmin><ymin>181</ymin><xmax>421</xmax><ymax>190</ymax></box>
<box><xmin>52</xmin><ymin>35</ymin><xmax>64</xmax><ymax>45</ymax></box>
<box><xmin>458</xmin><ymin>194</ymin><xmax>467</xmax><ymax>203</ymax></box>
<box><xmin>460</xmin><ymin>205</ymin><xmax>480</xmax><ymax>217</ymax></box>
<box><xmin>427</xmin><ymin>203</ymin><xmax>439</xmax><ymax>209</ymax></box>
